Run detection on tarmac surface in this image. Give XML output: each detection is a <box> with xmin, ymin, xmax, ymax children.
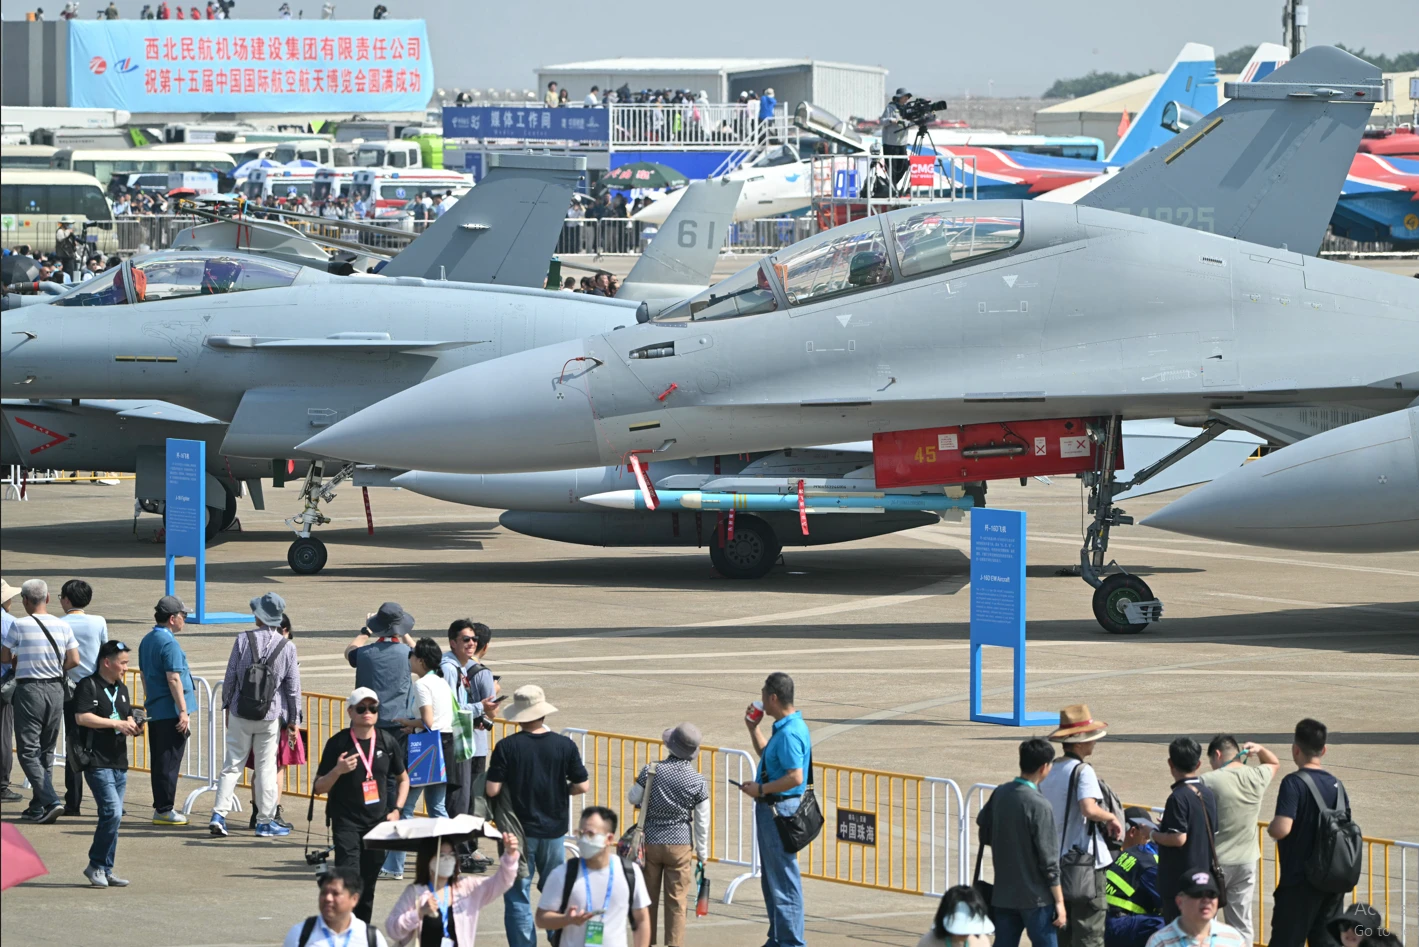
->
<box><xmin>2</xmin><ymin>478</ymin><xmax>1416</xmax><ymax>946</ymax></box>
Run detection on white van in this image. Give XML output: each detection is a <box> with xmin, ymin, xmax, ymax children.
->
<box><xmin>0</xmin><ymin>168</ymin><xmax>117</xmax><ymax>254</ymax></box>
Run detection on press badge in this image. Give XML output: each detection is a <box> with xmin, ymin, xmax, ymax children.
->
<box><xmin>440</xmin><ymin>939</ymin><xmax>454</xmax><ymax>947</ymax></box>
<box><xmin>583</xmin><ymin>920</ymin><xmax>605</xmax><ymax>945</ymax></box>
<box><xmin>362</xmin><ymin>779</ymin><xmax>380</xmax><ymax>805</ymax></box>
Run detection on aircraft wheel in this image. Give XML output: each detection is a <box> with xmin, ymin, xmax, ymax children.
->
<box><xmin>1092</xmin><ymin>574</ymin><xmax>1153</xmax><ymax>634</ymax></box>
<box><xmin>708</xmin><ymin>515</ymin><xmax>781</xmax><ymax>579</ymax></box>
<box><xmin>287</xmin><ymin>537</ymin><xmax>328</xmax><ymax>575</ymax></box>
<box><xmin>217</xmin><ymin>486</ymin><xmax>239</xmax><ymax>533</ymax></box>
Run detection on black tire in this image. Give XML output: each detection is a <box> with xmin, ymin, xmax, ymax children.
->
<box><xmin>708</xmin><ymin>515</ymin><xmax>781</xmax><ymax>579</ymax></box>
<box><xmin>287</xmin><ymin>537</ymin><xmax>328</xmax><ymax>575</ymax></box>
<box><xmin>217</xmin><ymin>485</ymin><xmax>239</xmax><ymax>533</ymax></box>
<box><xmin>1092</xmin><ymin>574</ymin><xmax>1154</xmax><ymax>634</ymax></box>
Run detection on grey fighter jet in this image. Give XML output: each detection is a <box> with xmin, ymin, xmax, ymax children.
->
<box><xmin>298</xmin><ymin>49</ymin><xmax>1417</xmax><ymax>631</ymax></box>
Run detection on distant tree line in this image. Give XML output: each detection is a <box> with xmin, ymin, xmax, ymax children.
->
<box><xmin>1045</xmin><ymin>45</ymin><xmax>1417</xmax><ymax>99</ymax></box>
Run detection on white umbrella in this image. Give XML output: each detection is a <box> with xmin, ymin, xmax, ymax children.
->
<box><xmin>362</xmin><ymin>814</ymin><xmax>502</xmax><ymax>852</ymax></box>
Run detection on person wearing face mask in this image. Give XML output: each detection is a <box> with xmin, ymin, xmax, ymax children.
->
<box><xmin>384</xmin><ymin>834</ymin><xmax>520</xmax><ymax>945</ymax></box>
<box><xmin>536</xmin><ymin>807</ymin><xmax>651</xmax><ymax>947</ymax></box>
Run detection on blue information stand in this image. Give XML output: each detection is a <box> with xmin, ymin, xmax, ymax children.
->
<box><xmin>164</xmin><ymin>438</ymin><xmax>246</xmax><ymax>625</ymax></box>
<box><xmin>969</xmin><ymin>508</ymin><xmax>1055</xmax><ymax>727</ymax></box>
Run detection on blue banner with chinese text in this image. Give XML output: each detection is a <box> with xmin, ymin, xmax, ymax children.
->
<box><xmin>68</xmin><ymin>19</ymin><xmax>434</xmax><ymax>113</ymax></box>
<box><xmin>443</xmin><ymin>106</ymin><xmax>609</xmax><ymax>142</ymax></box>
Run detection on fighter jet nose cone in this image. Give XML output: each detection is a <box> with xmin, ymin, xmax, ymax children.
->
<box><xmin>1140</xmin><ymin>485</ymin><xmax>1234</xmax><ymax>539</ymax></box>
<box><xmin>297</xmin><ymin>339</ymin><xmax>607</xmax><ymax>474</ymax></box>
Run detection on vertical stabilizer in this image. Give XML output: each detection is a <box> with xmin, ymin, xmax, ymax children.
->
<box><xmin>1082</xmin><ymin>46</ymin><xmax>1382</xmax><ymax>254</ymax></box>
<box><xmin>1106</xmin><ymin>43</ymin><xmax>1218</xmax><ymax>165</ymax></box>
<box><xmin>380</xmin><ymin>153</ymin><xmax>586</xmax><ymax>286</ymax></box>
<box><xmin>620</xmin><ymin>178</ymin><xmax>744</xmax><ymax>298</ymax></box>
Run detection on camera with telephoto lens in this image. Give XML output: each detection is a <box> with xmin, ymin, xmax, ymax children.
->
<box><xmin>897</xmin><ymin>97</ymin><xmax>949</xmax><ymax>127</ymax></box>
<box><xmin>306</xmin><ymin>847</ymin><xmax>333</xmax><ymax>868</ymax></box>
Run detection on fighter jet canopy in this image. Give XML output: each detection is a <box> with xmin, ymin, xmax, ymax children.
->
<box><xmin>51</xmin><ymin>252</ymin><xmax>308</xmax><ymax>307</ymax></box>
<box><xmin>655</xmin><ymin>200</ymin><xmax>1025</xmax><ymax>324</ymax></box>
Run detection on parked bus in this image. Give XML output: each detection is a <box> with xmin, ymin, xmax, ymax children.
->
<box><xmin>0</xmin><ymin>168</ymin><xmax>116</xmax><ymax>254</ymax></box>
<box><xmin>1</xmin><ymin>144</ymin><xmax>59</xmax><ymax>169</ymax></box>
<box><xmin>50</xmin><ymin>148</ymin><xmax>238</xmax><ymax>190</ymax></box>
<box><xmin>271</xmin><ymin>140</ymin><xmax>354</xmax><ymax>167</ymax></box>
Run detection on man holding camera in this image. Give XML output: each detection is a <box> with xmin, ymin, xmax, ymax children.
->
<box><xmin>880</xmin><ymin>88</ymin><xmax>914</xmax><ymax>190</ymax></box>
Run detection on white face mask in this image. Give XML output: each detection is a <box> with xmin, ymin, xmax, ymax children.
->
<box><xmin>576</xmin><ymin>834</ymin><xmax>609</xmax><ymax>859</ymax></box>
<box><xmin>433</xmin><ymin>854</ymin><xmax>457</xmax><ymax>878</ymax></box>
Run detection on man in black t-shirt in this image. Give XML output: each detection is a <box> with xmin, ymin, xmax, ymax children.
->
<box><xmin>313</xmin><ymin>687</ymin><xmax>409</xmax><ymax>924</ymax></box>
<box><xmin>1153</xmin><ymin>737</ymin><xmax>1218</xmax><ymax>922</ymax></box>
<box><xmin>72</xmin><ymin>640</ymin><xmax>141</xmax><ymax>888</ymax></box>
<box><xmin>1268</xmin><ymin>718</ymin><xmax>1350</xmax><ymax>947</ymax></box>
<box><xmin>486</xmin><ymin>684</ymin><xmax>590</xmax><ymax>947</ymax></box>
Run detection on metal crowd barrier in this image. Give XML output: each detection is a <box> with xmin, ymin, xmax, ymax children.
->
<box><xmin>556</xmin><ymin>218</ymin><xmax>646</xmax><ymax>256</ymax></box>
<box><xmin>965</xmin><ymin>782</ymin><xmax>1419</xmax><ymax>942</ymax></box>
<box><xmin>114</xmin><ymin>214</ymin><xmax>204</xmax><ymax>253</ymax></box>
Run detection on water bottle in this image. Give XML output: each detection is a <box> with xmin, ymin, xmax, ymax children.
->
<box><xmin>695</xmin><ymin>861</ymin><xmax>710</xmax><ymax>917</ymax></box>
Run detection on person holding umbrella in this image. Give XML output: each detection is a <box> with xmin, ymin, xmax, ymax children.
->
<box><xmin>382</xmin><ymin>821</ymin><xmax>520</xmax><ymax>946</ymax></box>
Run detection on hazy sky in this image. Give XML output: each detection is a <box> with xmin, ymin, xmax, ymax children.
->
<box><xmin>3</xmin><ymin>0</ymin><xmax>1413</xmax><ymax>98</ymax></box>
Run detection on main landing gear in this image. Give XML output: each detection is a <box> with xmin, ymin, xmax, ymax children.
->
<box><xmin>1079</xmin><ymin>416</ymin><xmax>1230</xmax><ymax>633</ymax></box>
<box><xmin>284</xmin><ymin>460</ymin><xmax>355</xmax><ymax>575</ymax></box>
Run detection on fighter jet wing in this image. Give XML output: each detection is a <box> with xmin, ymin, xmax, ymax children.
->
<box><xmin>0</xmin><ymin>398</ymin><xmax>226</xmax><ymax>425</ymax></box>
<box><xmin>1080</xmin><ymin>45</ymin><xmax>1384</xmax><ymax>255</ymax></box>
<box><xmin>204</xmin><ymin>335</ymin><xmax>482</xmax><ymax>353</ymax></box>
<box><xmin>378</xmin><ymin>153</ymin><xmax>587</xmax><ymax>287</ymax></box>
<box><xmin>619</xmin><ymin>178</ymin><xmax>745</xmax><ymax>304</ymax></box>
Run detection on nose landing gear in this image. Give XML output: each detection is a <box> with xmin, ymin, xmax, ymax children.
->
<box><xmin>284</xmin><ymin>460</ymin><xmax>355</xmax><ymax>575</ymax></box>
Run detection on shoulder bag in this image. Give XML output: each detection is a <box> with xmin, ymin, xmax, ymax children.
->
<box><xmin>32</xmin><ymin>616</ymin><xmax>77</xmax><ymax>701</ymax></box>
<box><xmin>1058</xmin><ymin>761</ymin><xmax>1099</xmax><ymax>901</ymax></box>
<box><xmin>617</xmin><ymin>761</ymin><xmax>657</xmax><ymax>867</ymax></box>
<box><xmin>1186</xmin><ymin>781</ymin><xmax>1229</xmax><ymax>907</ymax></box>
<box><xmin>773</xmin><ymin>751</ymin><xmax>824</xmax><ymax>854</ymax></box>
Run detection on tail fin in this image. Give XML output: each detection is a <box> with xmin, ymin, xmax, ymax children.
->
<box><xmin>1080</xmin><ymin>45</ymin><xmax>1383</xmax><ymax>255</ymax></box>
<box><xmin>379</xmin><ymin>153</ymin><xmax>585</xmax><ymax>286</ymax></box>
<box><xmin>619</xmin><ymin>178</ymin><xmax>743</xmax><ymax>298</ymax></box>
<box><xmin>1230</xmin><ymin>42</ymin><xmax>1289</xmax><ymax>91</ymax></box>
<box><xmin>1106</xmin><ymin>42</ymin><xmax>1218</xmax><ymax>165</ymax></box>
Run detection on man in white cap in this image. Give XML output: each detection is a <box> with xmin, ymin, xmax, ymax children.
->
<box><xmin>486</xmin><ymin>684</ymin><xmax>589</xmax><ymax>947</ymax></box>
<box><xmin>0</xmin><ymin>578</ymin><xmax>22</xmax><ymax>803</ymax></box>
<box><xmin>312</xmin><ymin>686</ymin><xmax>408</xmax><ymax>924</ymax></box>
<box><xmin>208</xmin><ymin>591</ymin><xmax>301</xmax><ymax>839</ymax></box>
<box><xmin>1040</xmin><ymin>704</ymin><xmax>1123</xmax><ymax>947</ymax></box>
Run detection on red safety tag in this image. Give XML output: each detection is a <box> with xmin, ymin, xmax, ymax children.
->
<box><xmin>798</xmin><ymin>479</ymin><xmax>809</xmax><ymax>535</ymax></box>
<box><xmin>627</xmin><ymin>452</ymin><xmax>659</xmax><ymax>511</ymax></box>
<box><xmin>727</xmin><ymin>508</ymin><xmax>735</xmax><ymax>541</ymax></box>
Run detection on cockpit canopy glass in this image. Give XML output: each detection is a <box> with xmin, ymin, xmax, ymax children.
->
<box><xmin>654</xmin><ymin>261</ymin><xmax>779</xmax><ymax>323</ymax></box>
<box><xmin>771</xmin><ymin>218</ymin><xmax>892</xmax><ymax>307</ymax></box>
<box><xmin>751</xmin><ymin>144</ymin><xmax>801</xmax><ymax>168</ymax></box>
<box><xmin>889</xmin><ymin>209</ymin><xmax>1022</xmax><ymax>277</ymax></box>
<box><xmin>51</xmin><ymin>255</ymin><xmax>302</xmax><ymax>306</ymax></box>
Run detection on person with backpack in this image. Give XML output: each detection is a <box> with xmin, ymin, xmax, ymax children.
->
<box><xmin>1267</xmin><ymin>718</ymin><xmax>1362</xmax><ymax>947</ymax></box>
<box><xmin>208</xmin><ymin>592</ymin><xmax>301</xmax><ymax>839</ymax></box>
<box><xmin>281</xmin><ymin>867</ymin><xmax>389</xmax><ymax>947</ymax></box>
<box><xmin>535</xmin><ymin>806</ymin><xmax>651</xmax><ymax>947</ymax></box>
<box><xmin>1041</xmin><ymin>705</ymin><xmax>1124</xmax><ymax>947</ymax></box>
<box><xmin>1151</xmin><ymin>739</ymin><xmax>1219</xmax><ymax>923</ymax></box>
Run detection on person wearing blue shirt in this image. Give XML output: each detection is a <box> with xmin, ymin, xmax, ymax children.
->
<box><xmin>59</xmin><ymin>579</ymin><xmax>108</xmax><ymax>815</ymax></box>
<box><xmin>759</xmin><ymin>87</ymin><xmax>777</xmax><ymax>123</ymax></box>
<box><xmin>139</xmin><ymin>595</ymin><xmax>196</xmax><ymax>826</ymax></box>
<box><xmin>740</xmin><ymin>672</ymin><xmax>811</xmax><ymax>947</ymax></box>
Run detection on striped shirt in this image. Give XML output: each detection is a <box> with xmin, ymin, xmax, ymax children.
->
<box><xmin>1145</xmin><ymin>919</ymin><xmax>1247</xmax><ymax>947</ymax></box>
<box><xmin>633</xmin><ymin>756</ymin><xmax>710</xmax><ymax>845</ymax></box>
<box><xmin>2</xmin><ymin>614</ymin><xmax>78</xmax><ymax>680</ymax></box>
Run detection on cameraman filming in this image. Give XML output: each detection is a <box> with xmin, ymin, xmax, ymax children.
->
<box><xmin>880</xmin><ymin>88</ymin><xmax>914</xmax><ymax>190</ymax></box>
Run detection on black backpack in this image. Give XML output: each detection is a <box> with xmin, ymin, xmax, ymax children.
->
<box><xmin>234</xmin><ymin>630</ymin><xmax>289</xmax><ymax>721</ymax></box>
<box><xmin>548</xmin><ymin>856</ymin><xmax>641</xmax><ymax>947</ymax></box>
<box><xmin>1299</xmin><ymin>771</ymin><xmax>1363</xmax><ymax>893</ymax></box>
<box><xmin>297</xmin><ymin>916</ymin><xmax>378</xmax><ymax>946</ymax></box>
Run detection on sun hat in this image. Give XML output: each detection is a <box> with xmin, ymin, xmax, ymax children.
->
<box><xmin>366</xmin><ymin>601</ymin><xmax>413</xmax><ymax>637</ymax></box>
<box><xmin>249</xmin><ymin>591</ymin><xmax>286</xmax><ymax>627</ymax></box>
<box><xmin>0</xmin><ymin>579</ymin><xmax>17</xmax><ymax>603</ymax></box>
<box><xmin>942</xmin><ymin>901</ymin><xmax>995</xmax><ymax>935</ymax></box>
<box><xmin>1048</xmin><ymin>704</ymin><xmax>1108</xmax><ymax>743</ymax></box>
<box><xmin>504</xmin><ymin>685</ymin><xmax>558</xmax><ymax>723</ymax></box>
<box><xmin>662</xmin><ymin>723</ymin><xmax>702</xmax><ymax>759</ymax></box>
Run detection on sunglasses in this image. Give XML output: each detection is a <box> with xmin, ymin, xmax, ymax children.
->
<box><xmin>352</xmin><ymin>703</ymin><xmax>380</xmax><ymax>714</ymax></box>
<box><xmin>454</xmin><ymin>635</ymin><xmax>476</xmax><ymax>644</ymax></box>
<box><xmin>110</xmin><ymin>642</ymin><xmax>131</xmax><ymax>652</ymax></box>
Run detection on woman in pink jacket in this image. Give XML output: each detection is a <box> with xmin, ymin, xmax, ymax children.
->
<box><xmin>384</xmin><ymin>833</ymin><xmax>519</xmax><ymax>946</ymax></box>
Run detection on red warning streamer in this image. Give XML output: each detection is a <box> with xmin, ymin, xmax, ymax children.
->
<box><xmin>797</xmin><ymin>479</ymin><xmax>809</xmax><ymax>535</ymax></box>
<box><xmin>362</xmin><ymin>486</ymin><xmax>374</xmax><ymax>535</ymax></box>
<box><xmin>627</xmin><ymin>452</ymin><xmax>659</xmax><ymax>511</ymax></box>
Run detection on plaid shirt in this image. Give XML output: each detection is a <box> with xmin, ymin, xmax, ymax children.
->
<box><xmin>220</xmin><ymin>627</ymin><xmax>301</xmax><ymax>725</ymax></box>
<box><xmin>1145</xmin><ymin>919</ymin><xmax>1247</xmax><ymax>947</ymax></box>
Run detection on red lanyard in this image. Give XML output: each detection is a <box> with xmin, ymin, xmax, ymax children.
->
<box><xmin>351</xmin><ymin>733</ymin><xmax>376</xmax><ymax>779</ymax></box>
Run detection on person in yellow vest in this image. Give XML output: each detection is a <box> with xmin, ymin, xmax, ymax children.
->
<box><xmin>1105</xmin><ymin>808</ymin><xmax>1165</xmax><ymax>947</ymax></box>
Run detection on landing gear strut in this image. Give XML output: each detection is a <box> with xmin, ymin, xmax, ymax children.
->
<box><xmin>1079</xmin><ymin>417</ymin><xmax>1230</xmax><ymax>633</ymax></box>
<box><xmin>284</xmin><ymin>460</ymin><xmax>355</xmax><ymax>575</ymax></box>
